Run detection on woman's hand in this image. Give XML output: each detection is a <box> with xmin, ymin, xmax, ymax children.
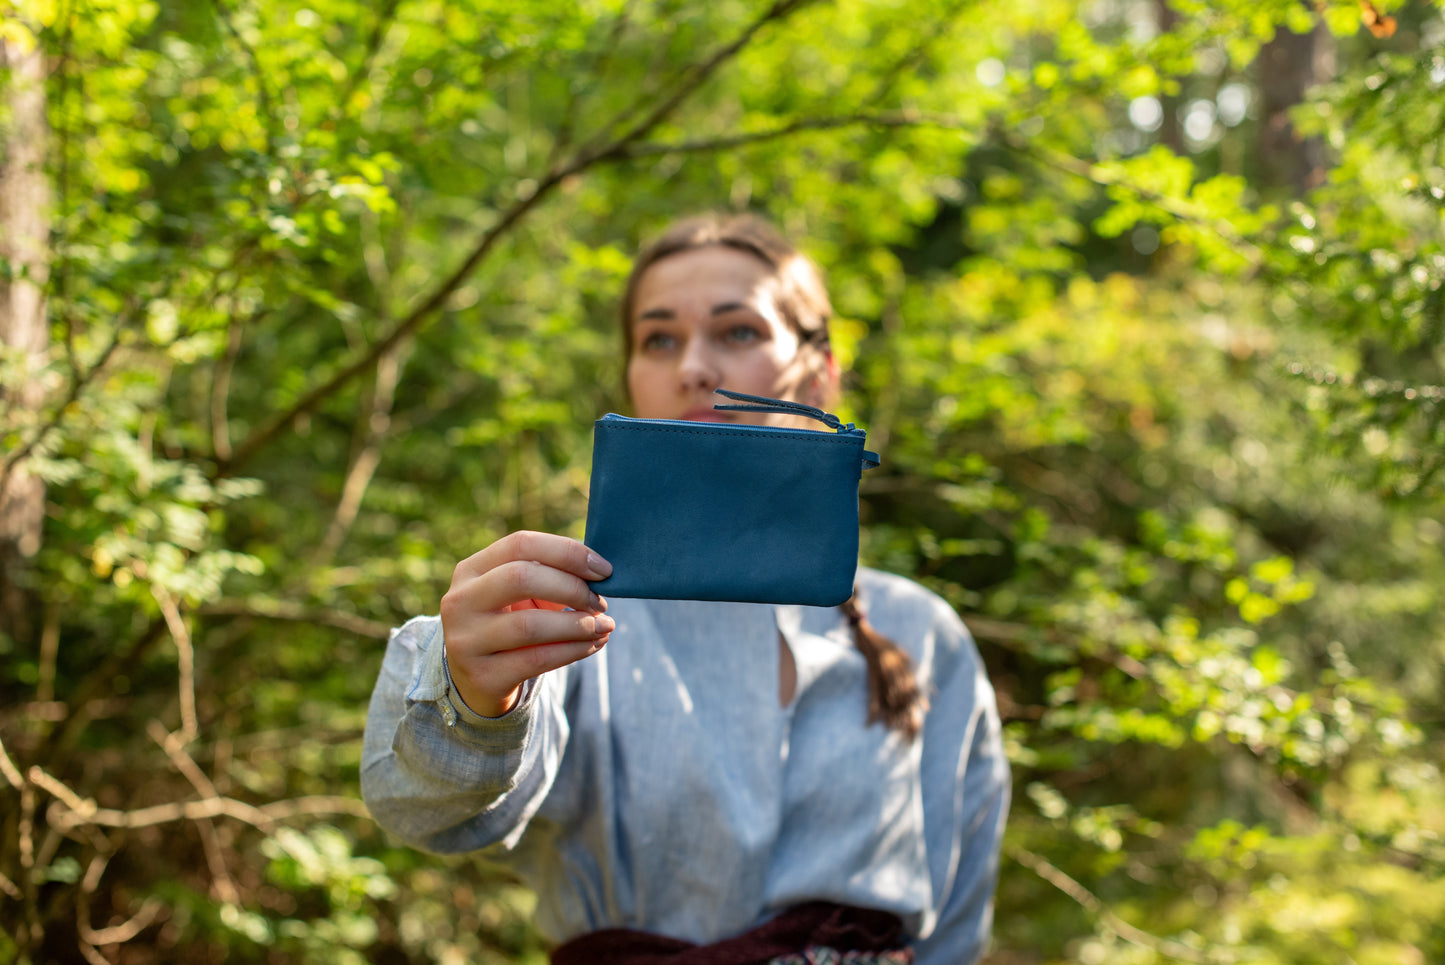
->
<box><xmin>440</xmin><ymin>531</ymin><xmax>614</xmax><ymax>718</ymax></box>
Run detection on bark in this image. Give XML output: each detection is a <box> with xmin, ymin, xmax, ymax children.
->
<box><xmin>1153</xmin><ymin>0</ymin><xmax>1183</xmax><ymax>155</ymax></box>
<box><xmin>1256</xmin><ymin>22</ymin><xmax>1335</xmax><ymax>194</ymax></box>
<box><xmin>0</xmin><ymin>35</ymin><xmax>50</xmax><ymax>644</ymax></box>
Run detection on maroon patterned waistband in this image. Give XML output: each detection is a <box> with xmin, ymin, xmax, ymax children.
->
<box><xmin>549</xmin><ymin>901</ymin><xmax>913</xmax><ymax>965</ymax></box>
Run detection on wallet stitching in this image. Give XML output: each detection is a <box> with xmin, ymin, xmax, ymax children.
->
<box><xmin>598</xmin><ymin>423</ymin><xmax>860</xmax><ymax>446</ymax></box>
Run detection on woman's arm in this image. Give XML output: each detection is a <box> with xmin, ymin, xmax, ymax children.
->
<box><xmin>911</xmin><ymin>603</ymin><xmax>1011</xmax><ymax>965</ymax></box>
<box><xmin>360</xmin><ymin>615</ymin><xmax>573</xmax><ymax>853</ymax></box>
<box><xmin>361</xmin><ymin>532</ymin><xmax>612</xmax><ymax>853</ymax></box>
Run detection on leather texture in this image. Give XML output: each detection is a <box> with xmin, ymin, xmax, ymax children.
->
<box><xmin>584</xmin><ymin>404</ymin><xmax>878</xmax><ymax>607</ymax></box>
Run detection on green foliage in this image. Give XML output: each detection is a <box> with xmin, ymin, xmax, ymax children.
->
<box><xmin>2</xmin><ymin>0</ymin><xmax>1443</xmax><ymax>962</ymax></box>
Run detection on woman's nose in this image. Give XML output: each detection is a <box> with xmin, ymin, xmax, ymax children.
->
<box><xmin>677</xmin><ymin>336</ymin><xmax>720</xmax><ymax>391</ymax></box>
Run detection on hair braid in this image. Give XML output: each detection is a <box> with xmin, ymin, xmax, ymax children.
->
<box><xmin>840</xmin><ymin>590</ymin><xmax>927</xmax><ymax>740</ymax></box>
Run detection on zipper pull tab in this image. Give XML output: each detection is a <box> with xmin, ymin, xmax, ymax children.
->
<box><xmin>713</xmin><ymin>389</ymin><xmax>879</xmax><ymax>470</ymax></box>
<box><xmin>711</xmin><ymin>389</ymin><xmax>847</xmax><ymax>430</ymax></box>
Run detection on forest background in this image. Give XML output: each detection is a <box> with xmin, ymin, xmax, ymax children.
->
<box><xmin>2</xmin><ymin>0</ymin><xmax>1443</xmax><ymax>962</ymax></box>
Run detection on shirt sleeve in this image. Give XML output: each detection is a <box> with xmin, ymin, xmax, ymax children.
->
<box><xmin>910</xmin><ymin>603</ymin><xmax>1012</xmax><ymax>965</ymax></box>
<box><xmin>360</xmin><ymin>615</ymin><xmax>570</xmax><ymax>854</ymax></box>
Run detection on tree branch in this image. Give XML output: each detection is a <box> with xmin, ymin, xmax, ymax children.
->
<box><xmin>1009</xmin><ymin>844</ymin><xmax>1237</xmax><ymax>964</ymax></box>
<box><xmin>314</xmin><ymin>343</ymin><xmax>408</xmax><ymax>563</ymax></box>
<box><xmin>147</xmin><ymin>721</ymin><xmax>239</xmax><ymax>903</ymax></box>
<box><xmin>208</xmin><ymin>0</ymin><xmax>280</xmax><ymax>155</ymax></box>
<box><xmin>77</xmin><ymin>852</ymin><xmax>165</xmax><ymax>951</ymax></box>
<box><xmin>623</xmin><ymin>109</ymin><xmax>1265</xmax><ymax>266</ymax></box>
<box><xmin>150</xmin><ymin>583</ymin><xmax>198</xmax><ymax>745</ymax></box>
<box><xmin>0</xmin><ymin>320</ymin><xmax>125</xmax><ymax>490</ymax></box>
<box><xmin>198</xmin><ymin>597</ymin><xmax>392</xmax><ymax>638</ymax></box>
<box><xmin>48</xmin><ymin>618</ymin><xmax>167</xmax><ymax>770</ymax></box>
<box><xmin>336</xmin><ymin>0</ymin><xmax>403</xmax><ymax>112</ymax></box>
<box><xmin>216</xmin><ymin>0</ymin><xmax>815</xmax><ymax>477</ymax></box>
<box><xmin>45</xmin><ymin>785</ymin><xmax>371</xmax><ymax>833</ymax></box>
<box><xmin>209</xmin><ymin>311</ymin><xmax>247</xmax><ymax>463</ymax></box>
<box><xmin>998</xmin><ymin>129</ymin><xmax>1266</xmax><ymax>266</ymax></box>
<box><xmin>619</xmin><ymin>109</ymin><xmax>952</xmax><ymax>158</ymax></box>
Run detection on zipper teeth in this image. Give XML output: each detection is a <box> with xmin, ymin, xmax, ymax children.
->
<box><xmin>600</xmin><ymin>413</ymin><xmax>852</xmax><ymax>434</ymax></box>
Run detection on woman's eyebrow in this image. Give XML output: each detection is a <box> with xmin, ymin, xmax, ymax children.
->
<box><xmin>710</xmin><ymin>301</ymin><xmax>748</xmax><ymax>315</ymax></box>
<box><xmin>637</xmin><ymin>307</ymin><xmax>675</xmax><ymax>320</ymax></box>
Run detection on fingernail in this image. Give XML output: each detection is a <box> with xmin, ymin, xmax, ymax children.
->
<box><xmin>590</xmin><ymin>592</ymin><xmax>608</xmax><ymax>613</ymax></box>
<box><xmin>587</xmin><ymin>552</ymin><xmax>613</xmax><ymax>579</ymax></box>
<box><xmin>593</xmin><ymin>615</ymin><xmax>615</xmax><ymax>635</ymax></box>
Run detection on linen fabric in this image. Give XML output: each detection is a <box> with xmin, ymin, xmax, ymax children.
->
<box><xmin>361</xmin><ymin>568</ymin><xmax>1010</xmax><ymax>965</ymax></box>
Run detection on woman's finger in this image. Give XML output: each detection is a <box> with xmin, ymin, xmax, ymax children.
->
<box><xmin>455</xmin><ymin>531</ymin><xmax>612</xmax><ymax>584</ymax></box>
<box><xmin>470</xmin><ymin>607</ymin><xmax>616</xmax><ymax>655</ymax></box>
<box><xmin>450</xmin><ymin>633</ymin><xmax>612</xmax><ymax>716</ymax></box>
<box><xmin>452</xmin><ymin>558</ymin><xmax>606</xmax><ymax>616</ymax></box>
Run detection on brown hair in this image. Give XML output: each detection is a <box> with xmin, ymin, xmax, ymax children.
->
<box><xmin>620</xmin><ymin>212</ymin><xmax>927</xmax><ymax>740</ymax></box>
<box><xmin>620</xmin><ymin>213</ymin><xmax>833</xmax><ymax>370</ymax></box>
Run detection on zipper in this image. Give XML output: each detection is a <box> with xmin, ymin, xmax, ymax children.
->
<box><xmin>711</xmin><ymin>389</ymin><xmax>852</xmax><ymax>432</ymax></box>
<box><xmin>712</xmin><ymin>390</ymin><xmax>879</xmax><ymax>469</ymax></box>
<box><xmin>598</xmin><ymin>390</ymin><xmax>880</xmax><ymax>469</ymax></box>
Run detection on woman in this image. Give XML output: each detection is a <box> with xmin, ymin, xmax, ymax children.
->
<box><xmin>361</xmin><ymin>214</ymin><xmax>1010</xmax><ymax>964</ymax></box>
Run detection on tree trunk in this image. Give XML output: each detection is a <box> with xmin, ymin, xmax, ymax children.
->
<box><xmin>1256</xmin><ymin>22</ymin><xmax>1335</xmax><ymax>194</ymax></box>
<box><xmin>0</xmin><ymin>33</ymin><xmax>50</xmax><ymax>645</ymax></box>
<box><xmin>1154</xmin><ymin>0</ymin><xmax>1184</xmax><ymax>155</ymax></box>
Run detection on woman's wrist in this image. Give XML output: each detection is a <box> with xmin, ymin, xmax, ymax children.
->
<box><xmin>443</xmin><ymin>649</ymin><xmax>522</xmax><ymax>718</ymax></box>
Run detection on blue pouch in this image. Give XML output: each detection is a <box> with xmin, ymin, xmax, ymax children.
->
<box><xmin>583</xmin><ymin>390</ymin><xmax>880</xmax><ymax>606</ymax></box>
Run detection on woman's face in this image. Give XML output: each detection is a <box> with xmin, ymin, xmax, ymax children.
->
<box><xmin>626</xmin><ymin>245</ymin><xmax>829</xmax><ymax>426</ymax></box>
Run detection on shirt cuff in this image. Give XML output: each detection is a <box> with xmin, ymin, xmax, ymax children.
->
<box><xmin>442</xmin><ymin>649</ymin><xmax>538</xmax><ymax>727</ymax></box>
<box><xmin>402</xmin><ymin>616</ymin><xmax>539</xmax><ymax>746</ymax></box>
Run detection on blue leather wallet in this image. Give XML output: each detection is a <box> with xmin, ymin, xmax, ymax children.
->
<box><xmin>583</xmin><ymin>390</ymin><xmax>880</xmax><ymax>606</ymax></box>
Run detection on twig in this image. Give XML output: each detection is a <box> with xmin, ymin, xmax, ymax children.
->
<box><xmin>546</xmin><ymin>0</ymin><xmax>639</xmax><ymax>167</ymax></box>
<box><xmin>999</xmin><ymin>130</ymin><xmax>1265</xmax><ymax>266</ymax></box>
<box><xmin>623</xmin><ymin>108</ymin><xmax>1263</xmax><ymax>266</ymax></box>
<box><xmin>18</xmin><ymin>785</ymin><xmax>35</xmax><ymax>869</ymax></box>
<box><xmin>77</xmin><ymin>852</ymin><xmax>165</xmax><ymax>954</ymax></box>
<box><xmin>53</xmin><ymin>0</ymin><xmax>78</xmax><ymax>377</ymax></box>
<box><xmin>77</xmin><ymin>940</ymin><xmax>109</xmax><ymax>965</ymax></box>
<box><xmin>336</xmin><ymin>0</ymin><xmax>403</xmax><ymax>112</ymax></box>
<box><xmin>198</xmin><ymin>597</ymin><xmax>392</xmax><ymax>638</ymax></box>
<box><xmin>210</xmin><ymin>313</ymin><xmax>246</xmax><ymax>462</ymax></box>
<box><xmin>859</xmin><ymin>0</ymin><xmax>975</xmax><ymax>108</ymax></box>
<box><xmin>19</xmin><ymin>782</ymin><xmax>39</xmax><ymax>948</ymax></box>
<box><xmin>315</xmin><ymin>343</ymin><xmax>408</xmax><ymax>563</ymax></box>
<box><xmin>589</xmin><ymin>0</ymin><xmax>820</xmax><ymax>163</ymax></box>
<box><xmin>150</xmin><ymin>584</ymin><xmax>198</xmax><ymax>744</ymax></box>
<box><xmin>81</xmin><ymin>898</ymin><xmax>164</xmax><ymax>947</ymax></box>
<box><xmin>46</xmin><ymin>790</ymin><xmax>371</xmax><ymax>833</ymax></box>
<box><xmin>0</xmin><ymin>733</ymin><xmax>24</xmax><ymax>789</ymax></box>
<box><xmin>215</xmin><ymin>0</ymin><xmax>817</xmax><ymax>477</ymax></box>
<box><xmin>0</xmin><ymin>870</ymin><xmax>21</xmax><ymax>900</ymax></box>
<box><xmin>36</xmin><ymin>602</ymin><xmax>60</xmax><ymax>703</ymax></box>
<box><xmin>28</xmin><ymin>766</ymin><xmax>90</xmax><ymax>813</ymax></box>
<box><xmin>148</xmin><ymin>720</ymin><xmax>240</xmax><ymax>903</ymax></box>
<box><xmin>618</xmin><ymin>108</ymin><xmax>951</xmax><ymax>158</ymax></box>
<box><xmin>0</xmin><ymin>323</ymin><xmax>125</xmax><ymax>489</ymax></box>
<box><xmin>1009</xmin><ymin>845</ymin><xmax>1236</xmax><ymax>963</ymax></box>
<box><xmin>208</xmin><ymin>0</ymin><xmax>279</xmax><ymax>155</ymax></box>
<box><xmin>49</xmin><ymin>618</ymin><xmax>167</xmax><ymax>769</ymax></box>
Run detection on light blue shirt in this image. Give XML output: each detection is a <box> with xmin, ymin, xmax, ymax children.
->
<box><xmin>361</xmin><ymin>567</ymin><xmax>1009</xmax><ymax>965</ymax></box>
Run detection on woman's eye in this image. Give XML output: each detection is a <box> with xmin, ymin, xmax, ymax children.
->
<box><xmin>640</xmin><ymin>331</ymin><xmax>676</xmax><ymax>352</ymax></box>
<box><xmin>721</xmin><ymin>325</ymin><xmax>762</xmax><ymax>345</ymax></box>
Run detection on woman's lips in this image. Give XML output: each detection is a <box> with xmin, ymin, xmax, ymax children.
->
<box><xmin>680</xmin><ymin>406</ymin><xmax>733</xmax><ymax>422</ymax></box>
